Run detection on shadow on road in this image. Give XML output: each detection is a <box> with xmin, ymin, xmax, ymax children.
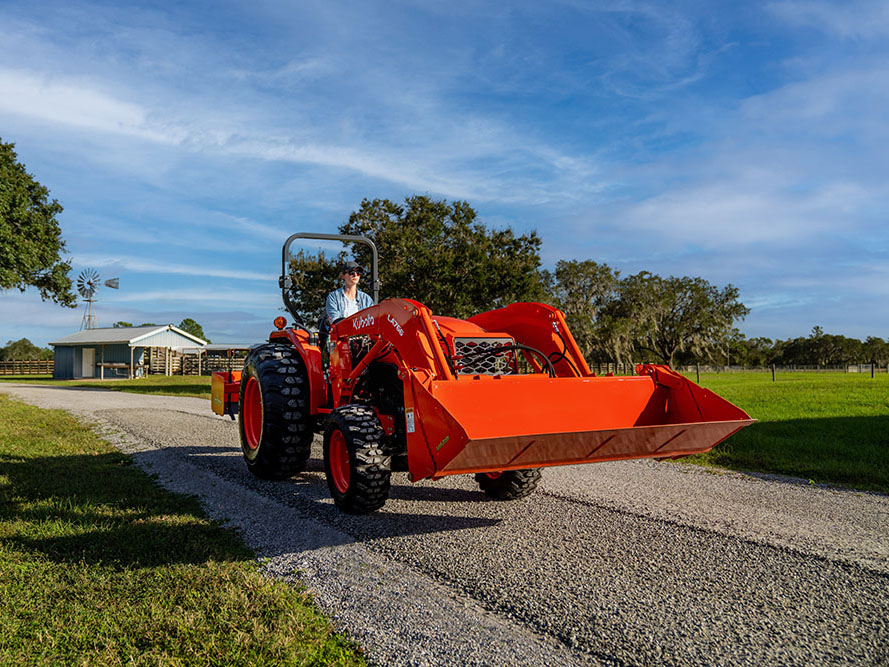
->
<box><xmin>125</xmin><ymin>444</ymin><xmax>504</xmax><ymax>547</ymax></box>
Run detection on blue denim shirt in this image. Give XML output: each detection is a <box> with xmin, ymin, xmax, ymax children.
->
<box><xmin>325</xmin><ymin>288</ymin><xmax>374</xmax><ymax>324</ymax></box>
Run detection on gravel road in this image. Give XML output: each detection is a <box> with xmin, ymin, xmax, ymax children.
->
<box><xmin>3</xmin><ymin>383</ymin><xmax>888</xmax><ymax>666</ymax></box>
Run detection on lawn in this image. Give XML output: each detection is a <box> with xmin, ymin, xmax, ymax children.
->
<box><xmin>0</xmin><ymin>394</ymin><xmax>365</xmax><ymax>665</ymax></box>
<box><xmin>0</xmin><ymin>374</ymin><xmax>212</xmax><ymax>399</ymax></box>
<box><xmin>685</xmin><ymin>371</ymin><xmax>889</xmax><ymax>493</ymax></box>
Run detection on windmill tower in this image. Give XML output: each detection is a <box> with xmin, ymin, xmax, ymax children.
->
<box><xmin>76</xmin><ymin>269</ymin><xmax>119</xmax><ymax>329</ymax></box>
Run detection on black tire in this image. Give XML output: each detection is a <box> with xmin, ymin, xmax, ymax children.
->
<box><xmin>475</xmin><ymin>468</ymin><xmax>541</xmax><ymax>500</ymax></box>
<box><xmin>323</xmin><ymin>405</ymin><xmax>391</xmax><ymax>513</ymax></box>
<box><xmin>239</xmin><ymin>343</ymin><xmax>312</xmax><ymax>479</ymax></box>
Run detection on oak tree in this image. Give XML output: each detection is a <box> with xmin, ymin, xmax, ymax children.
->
<box><xmin>287</xmin><ymin>196</ymin><xmax>544</xmax><ymax>322</ymax></box>
<box><xmin>0</xmin><ymin>139</ymin><xmax>75</xmax><ymax>306</ymax></box>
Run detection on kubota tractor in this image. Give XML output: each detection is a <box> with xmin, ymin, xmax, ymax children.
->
<box><xmin>212</xmin><ymin>233</ymin><xmax>753</xmax><ymax>513</ymax></box>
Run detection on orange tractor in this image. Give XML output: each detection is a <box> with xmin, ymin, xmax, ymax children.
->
<box><xmin>212</xmin><ymin>233</ymin><xmax>753</xmax><ymax>513</ymax></box>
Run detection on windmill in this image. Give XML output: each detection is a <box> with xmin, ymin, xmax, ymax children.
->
<box><xmin>76</xmin><ymin>269</ymin><xmax>120</xmax><ymax>329</ymax></box>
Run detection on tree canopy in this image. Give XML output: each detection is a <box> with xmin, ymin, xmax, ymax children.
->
<box><xmin>542</xmin><ymin>259</ymin><xmax>619</xmax><ymax>361</ymax></box>
<box><xmin>0</xmin><ymin>139</ymin><xmax>75</xmax><ymax>306</ymax></box>
<box><xmin>178</xmin><ymin>318</ymin><xmax>210</xmax><ymax>343</ymax></box>
<box><xmin>287</xmin><ymin>196</ymin><xmax>544</xmax><ymax>323</ymax></box>
<box><xmin>544</xmin><ymin>266</ymin><xmax>749</xmax><ymax>367</ymax></box>
<box><xmin>0</xmin><ymin>338</ymin><xmax>53</xmax><ymax>361</ymax></box>
<box><xmin>598</xmin><ymin>273</ymin><xmax>750</xmax><ymax>367</ymax></box>
<box><xmin>288</xmin><ymin>248</ymin><xmax>347</xmax><ymax>327</ymax></box>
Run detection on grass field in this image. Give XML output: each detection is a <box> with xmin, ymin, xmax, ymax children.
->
<box><xmin>0</xmin><ymin>374</ymin><xmax>212</xmax><ymax>399</ymax></box>
<box><xmin>685</xmin><ymin>372</ymin><xmax>889</xmax><ymax>493</ymax></box>
<box><xmin>0</xmin><ymin>394</ymin><xmax>365</xmax><ymax>665</ymax></box>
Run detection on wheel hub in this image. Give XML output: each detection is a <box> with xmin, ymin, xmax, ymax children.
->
<box><xmin>243</xmin><ymin>377</ymin><xmax>262</xmax><ymax>450</ymax></box>
<box><xmin>329</xmin><ymin>430</ymin><xmax>350</xmax><ymax>493</ymax></box>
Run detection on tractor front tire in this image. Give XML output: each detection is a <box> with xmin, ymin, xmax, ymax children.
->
<box><xmin>323</xmin><ymin>405</ymin><xmax>391</xmax><ymax>513</ymax></box>
<box><xmin>239</xmin><ymin>343</ymin><xmax>312</xmax><ymax>480</ymax></box>
<box><xmin>475</xmin><ymin>469</ymin><xmax>542</xmax><ymax>500</ymax></box>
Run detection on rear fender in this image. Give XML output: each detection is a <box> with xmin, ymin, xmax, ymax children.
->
<box><xmin>269</xmin><ymin>329</ymin><xmax>325</xmax><ymax>413</ymax></box>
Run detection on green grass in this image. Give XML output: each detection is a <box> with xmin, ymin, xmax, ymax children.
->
<box><xmin>0</xmin><ymin>394</ymin><xmax>365</xmax><ymax>666</ymax></box>
<box><xmin>684</xmin><ymin>372</ymin><xmax>889</xmax><ymax>493</ymax></box>
<box><xmin>0</xmin><ymin>374</ymin><xmax>212</xmax><ymax>399</ymax></box>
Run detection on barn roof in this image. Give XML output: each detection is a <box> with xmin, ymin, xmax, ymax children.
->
<box><xmin>50</xmin><ymin>325</ymin><xmax>207</xmax><ymax>347</ymax></box>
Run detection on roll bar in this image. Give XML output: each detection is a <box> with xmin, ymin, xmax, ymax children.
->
<box><xmin>278</xmin><ymin>232</ymin><xmax>380</xmax><ymax>325</ymax></box>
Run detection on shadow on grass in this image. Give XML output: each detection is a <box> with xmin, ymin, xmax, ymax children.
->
<box><xmin>689</xmin><ymin>415</ymin><xmax>889</xmax><ymax>493</ymax></box>
<box><xmin>0</xmin><ymin>451</ymin><xmax>250</xmax><ymax>568</ymax></box>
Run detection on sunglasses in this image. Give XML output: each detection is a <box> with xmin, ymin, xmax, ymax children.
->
<box><xmin>345</xmin><ymin>269</ymin><xmax>363</xmax><ymax>276</ymax></box>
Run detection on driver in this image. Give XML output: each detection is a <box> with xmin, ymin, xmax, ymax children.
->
<box><xmin>325</xmin><ymin>260</ymin><xmax>374</xmax><ymax>326</ymax></box>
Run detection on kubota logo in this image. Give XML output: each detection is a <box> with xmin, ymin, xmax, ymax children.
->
<box><xmin>387</xmin><ymin>314</ymin><xmax>404</xmax><ymax>336</ymax></box>
<box><xmin>352</xmin><ymin>314</ymin><xmax>374</xmax><ymax>331</ymax></box>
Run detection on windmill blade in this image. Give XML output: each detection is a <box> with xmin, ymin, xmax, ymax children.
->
<box><xmin>104</xmin><ymin>278</ymin><xmax>119</xmax><ymax>289</ymax></box>
<box><xmin>77</xmin><ymin>268</ymin><xmax>100</xmax><ymax>299</ymax></box>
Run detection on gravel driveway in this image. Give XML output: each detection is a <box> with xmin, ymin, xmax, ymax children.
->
<box><xmin>3</xmin><ymin>383</ymin><xmax>888</xmax><ymax>666</ymax></box>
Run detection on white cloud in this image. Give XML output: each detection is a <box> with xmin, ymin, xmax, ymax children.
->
<box><xmin>740</xmin><ymin>65</ymin><xmax>889</xmax><ymax>142</ymax></box>
<box><xmin>0</xmin><ymin>69</ymin><xmax>176</xmax><ymax>143</ymax></box>
<box><xmin>0</xmin><ymin>66</ymin><xmax>599</xmax><ymax>206</ymax></box>
<box><xmin>74</xmin><ymin>255</ymin><xmax>276</xmax><ymax>282</ymax></box>
<box><xmin>112</xmin><ymin>288</ymin><xmax>280</xmax><ymax>306</ymax></box>
<box><xmin>768</xmin><ymin>0</ymin><xmax>889</xmax><ymax>40</ymax></box>
<box><xmin>617</xmin><ymin>178</ymin><xmax>839</xmax><ymax>247</ymax></box>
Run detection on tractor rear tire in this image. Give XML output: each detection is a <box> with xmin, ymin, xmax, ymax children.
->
<box><xmin>475</xmin><ymin>469</ymin><xmax>542</xmax><ymax>500</ymax></box>
<box><xmin>323</xmin><ymin>405</ymin><xmax>391</xmax><ymax>513</ymax></box>
<box><xmin>239</xmin><ymin>343</ymin><xmax>312</xmax><ymax>480</ymax></box>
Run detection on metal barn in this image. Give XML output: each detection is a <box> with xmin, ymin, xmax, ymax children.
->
<box><xmin>50</xmin><ymin>325</ymin><xmax>207</xmax><ymax>379</ymax></box>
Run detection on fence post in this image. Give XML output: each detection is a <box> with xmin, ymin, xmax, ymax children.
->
<box><xmin>872</xmin><ymin>363</ymin><xmax>876</xmax><ymax>379</ymax></box>
<box><xmin>695</xmin><ymin>363</ymin><xmax>700</xmax><ymax>384</ymax></box>
<box><xmin>771</xmin><ymin>364</ymin><xmax>776</xmax><ymax>382</ymax></box>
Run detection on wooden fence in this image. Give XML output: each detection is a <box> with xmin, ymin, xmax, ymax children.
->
<box><xmin>676</xmin><ymin>364</ymin><xmax>887</xmax><ymax>374</ymax></box>
<box><xmin>0</xmin><ymin>360</ymin><xmax>54</xmax><ymax>375</ymax></box>
<box><xmin>147</xmin><ymin>349</ymin><xmax>248</xmax><ymax>376</ymax></box>
<box><xmin>588</xmin><ymin>362</ymin><xmax>639</xmax><ymax>376</ymax></box>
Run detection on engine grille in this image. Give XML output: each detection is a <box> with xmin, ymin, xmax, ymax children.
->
<box><xmin>453</xmin><ymin>337</ymin><xmax>516</xmax><ymax>375</ymax></box>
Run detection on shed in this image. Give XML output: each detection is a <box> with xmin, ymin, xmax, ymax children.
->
<box><xmin>50</xmin><ymin>325</ymin><xmax>208</xmax><ymax>380</ymax></box>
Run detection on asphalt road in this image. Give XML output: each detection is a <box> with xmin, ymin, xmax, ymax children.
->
<box><xmin>3</xmin><ymin>384</ymin><xmax>888</xmax><ymax>666</ymax></box>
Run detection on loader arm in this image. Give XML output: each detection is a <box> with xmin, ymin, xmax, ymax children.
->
<box><xmin>327</xmin><ymin>297</ymin><xmax>460</xmax><ymax>480</ymax></box>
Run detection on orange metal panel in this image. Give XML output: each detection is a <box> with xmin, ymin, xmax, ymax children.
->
<box><xmin>403</xmin><ymin>365</ymin><xmax>753</xmax><ymax>481</ymax></box>
<box><xmin>436</xmin><ymin>421</ymin><xmax>752</xmax><ymax>476</ymax></box>
<box><xmin>211</xmin><ymin>370</ymin><xmax>242</xmax><ymax>417</ymax></box>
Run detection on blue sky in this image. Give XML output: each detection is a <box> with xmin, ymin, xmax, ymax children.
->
<box><xmin>1</xmin><ymin>0</ymin><xmax>887</xmax><ymax>348</ymax></box>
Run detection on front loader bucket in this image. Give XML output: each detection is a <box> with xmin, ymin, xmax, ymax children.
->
<box><xmin>408</xmin><ymin>365</ymin><xmax>753</xmax><ymax>480</ymax></box>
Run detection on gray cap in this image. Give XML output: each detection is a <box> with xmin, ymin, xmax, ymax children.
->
<box><xmin>340</xmin><ymin>260</ymin><xmax>364</xmax><ymax>274</ymax></box>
